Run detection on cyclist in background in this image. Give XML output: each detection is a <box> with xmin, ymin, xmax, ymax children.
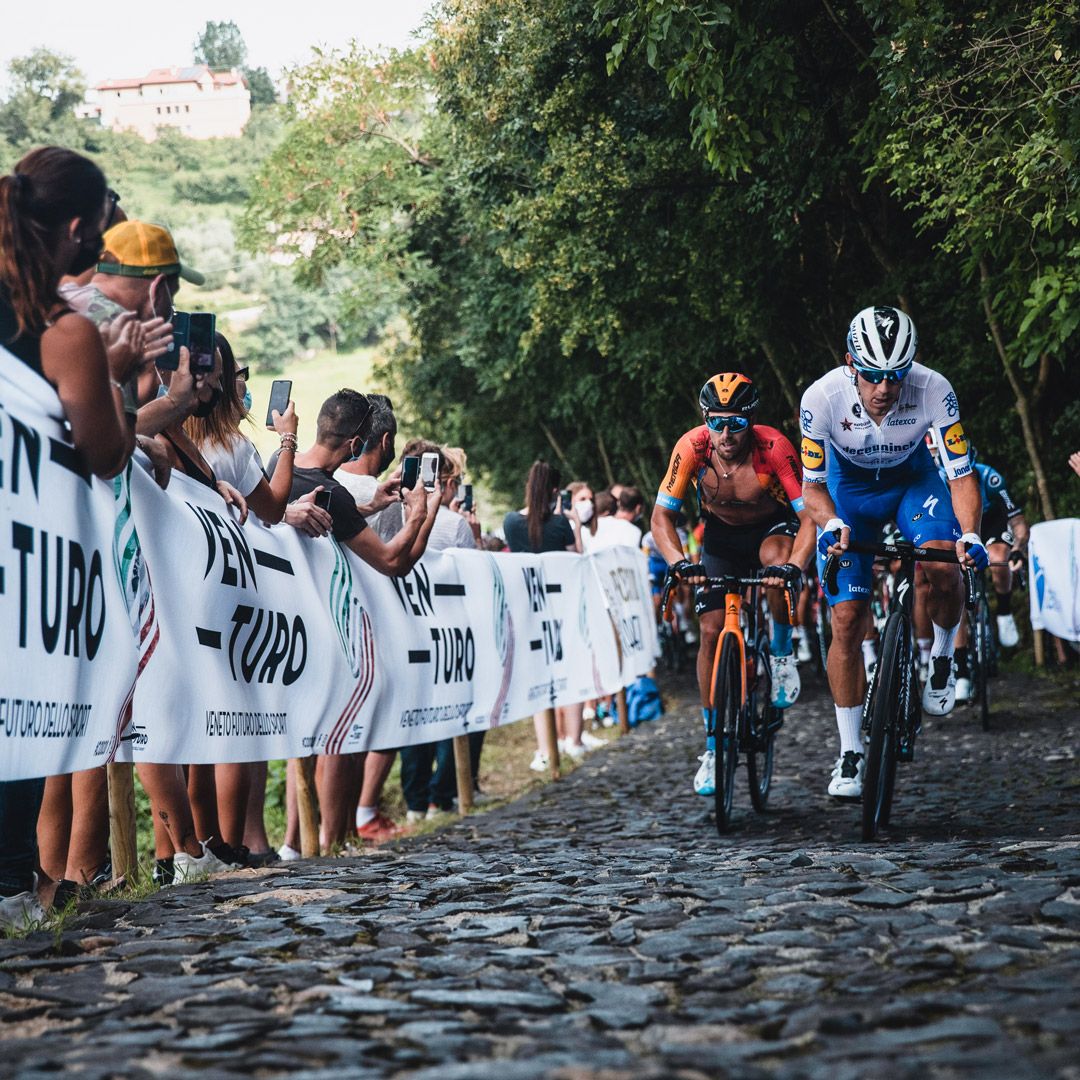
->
<box><xmin>643</xmin><ymin>515</ymin><xmax>696</xmax><ymax>642</ymax></box>
<box><xmin>923</xmin><ymin>436</ymin><xmax>1029</xmax><ymax>700</ymax></box>
<box><xmin>651</xmin><ymin>373</ymin><xmax>812</xmax><ymax>797</ymax></box>
<box><xmin>796</xmin><ymin>306</ymin><xmax>988</xmax><ymax>798</ymax></box>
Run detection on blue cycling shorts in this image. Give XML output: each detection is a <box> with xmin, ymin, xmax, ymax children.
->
<box><xmin>817</xmin><ymin>443</ymin><xmax>961</xmax><ymax>606</ymax></box>
<box><xmin>648</xmin><ymin>556</ymin><xmax>668</xmax><ymax>596</ymax></box>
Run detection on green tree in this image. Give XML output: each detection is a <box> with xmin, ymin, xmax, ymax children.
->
<box><xmin>194</xmin><ymin>20</ymin><xmax>248</xmax><ymax>71</ymax></box>
<box><xmin>0</xmin><ymin>48</ymin><xmax>86</xmax><ymax>145</ymax></box>
<box><xmin>243</xmin><ymin>65</ymin><xmax>277</xmax><ymax>105</ymax></box>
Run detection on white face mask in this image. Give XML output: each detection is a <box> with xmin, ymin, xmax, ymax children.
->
<box><xmin>576</xmin><ymin>499</ymin><xmax>594</xmax><ymax>523</ymax></box>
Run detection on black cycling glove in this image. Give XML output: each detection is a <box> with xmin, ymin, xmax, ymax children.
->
<box><xmin>762</xmin><ymin>563</ymin><xmax>803</xmax><ymax>594</ymax></box>
<box><xmin>671</xmin><ymin>558</ymin><xmax>708</xmax><ymax>583</ymax></box>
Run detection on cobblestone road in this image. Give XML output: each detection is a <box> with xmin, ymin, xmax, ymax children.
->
<box><xmin>2</xmin><ymin>670</ymin><xmax>1079</xmax><ymax>1078</ymax></box>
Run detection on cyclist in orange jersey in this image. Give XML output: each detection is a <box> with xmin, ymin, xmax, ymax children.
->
<box><xmin>651</xmin><ymin>373</ymin><xmax>813</xmax><ymax>797</ymax></box>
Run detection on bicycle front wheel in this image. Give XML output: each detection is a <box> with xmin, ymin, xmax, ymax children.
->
<box><xmin>862</xmin><ymin>613</ymin><xmax>906</xmax><ymax>842</ymax></box>
<box><xmin>712</xmin><ymin>634</ymin><xmax>741</xmax><ymax>835</ymax></box>
<box><xmin>975</xmin><ymin>598</ymin><xmax>991</xmax><ymax>731</ymax></box>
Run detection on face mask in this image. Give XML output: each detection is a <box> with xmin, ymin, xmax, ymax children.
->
<box><xmin>242</xmin><ymin>389</ymin><xmax>253</xmax><ymax>413</ymax></box>
<box><xmin>70</xmin><ymin>232</ymin><xmax>104</xmax><ymax>276</ymax></box>
<box><xmin>576</xmin><ymin>499</ymin><xmax>594</xmax><ymax>523</ymax></box>
<box><xmin>192</xmin><ymin>387</ymin><xmax>222</xmax><ymax>418</ymax></box>
<box><xmin>348</xmin><ymin>438</ymin><xmax>364</xmax><ymax>463</ymax></box>
<box><xmin>156</xmin><ymin>383</ymin><xmax>169</xmax><ymax>399</ymax></box>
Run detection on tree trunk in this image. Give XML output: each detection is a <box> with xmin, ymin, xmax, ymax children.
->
<box><xmin>760</xmin><ymin>338</ymin><xmax>800</xmax><ymax>415</ymax></box>
<box><xmin>596</xmin><ymin>431</ymin><xmax>616</xmax><ymax>489</ymax></box>
<box><xmin>978</xmin><ymin>259</ymin><xmax>1055</xmax><ymax>520</ymax></box>
<box><xmin>539</xmin><ymin>422</ymin><xmax>573</xmax><ymax>475</ymax></box>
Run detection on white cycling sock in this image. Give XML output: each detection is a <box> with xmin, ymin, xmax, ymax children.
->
<box><xmin>356</xmin><ymin>805</ymin><xmax>377</xmax><ymax>828</ymax></box>
<box><xmin>917</xmin><ymin>638</ymin><xmax>932</xmax><ymax>665</ymax></box>
<box><xmin>835</xmin><ymin>705</ymin><xmax>863</xmax><ymax>756</ymax></box>
<box><xmin>931</xmin><ymin>621</ymin><xmax>959</xmax><ymax>661</ymax></box>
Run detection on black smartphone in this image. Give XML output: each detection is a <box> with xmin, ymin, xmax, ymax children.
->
<box><xmin>462</xmin><ymin>483</ymin><xmax>473</xmax><ymax>512</ymax></box>
<box><xmin>157</xmin><ymin>311</ymin><xmax>189</xmax><ymax>370</ymax></box>
<box><xmin>265</xmin><ymin>379</ymin><xmax>292</xmax><ymax>429</ymax></box>
<box><xmin>560</xmin><ymin>488</ymin><xmax>571</xmax><ymax>512</ymax></box>
<box><xmin>188</xmin><ymin>312</ymin><xmax>216</xmax><ymax>374</ymax></box>
<box><xmin>401</xmin><ymin>455</ymin><xmax>420</xmax><ymax>491</ymax></box>
<box><xmin>314</xmin><ymin>489</ymin><xmax>333</xmax><ymax>511</ymax></box>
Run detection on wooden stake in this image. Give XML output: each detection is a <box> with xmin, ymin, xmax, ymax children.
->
<box><xmin>453</xmin><ymin>735</ymin><xmax>474</xmax><ymax>815</ymax></box>
<box><xmin>294</xmin><ymin>757</ymin><xmax>320</xmax><ymax>858</ymax></box>
<box><xmin>1033</xmin><ymin>629</ymin><xmax>1045</xmax><ymax>669</ymax></box>
<box><xmin>616</xmin><ymin>688</ymin><xmax>630</xmax><ymax>736</ymax></box>
<box><xmin>107</xmin><ymin>763</ymin><xmax>138</xmax><ymax>883</ymax></box>
<box><xmin>542</xmin><ymin>707</ymin><xmax>561</xmax><ymax>780</ymax></box>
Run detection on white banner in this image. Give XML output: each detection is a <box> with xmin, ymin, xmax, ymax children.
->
<box><xmin>1</xmin><ymin>362</ymin><xmax>654</xmax><ymax>778</ymax></box>
<box><xmin>1029</xmin><ymin>519</ymin><xmax>1080</xmax><ymax>643</ymax></box>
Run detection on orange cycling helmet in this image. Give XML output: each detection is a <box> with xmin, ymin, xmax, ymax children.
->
<box><xmin>699</xmin><ymin>372</ymin><xmax>759</xmax><ymax>417</ymax></box>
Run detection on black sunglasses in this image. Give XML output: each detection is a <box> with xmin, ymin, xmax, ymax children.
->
<box><xmin>234</xmin><ymin>366</ymin><xmax>250</xmax><ymax>381</ymax></box>
<box><xmin>104</xmin><ymin>189</ymin><xmax>121</xmax><ymax>230</ymax></box>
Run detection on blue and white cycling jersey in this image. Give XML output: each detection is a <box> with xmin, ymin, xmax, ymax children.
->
<box><xmin>799</xmin><ymin>363</ymin><xmax>969</xmax><ymax>605</ymax></box>
<box><xmin>935</xmin><ymin>461</ymin><xmax>1022</xmax><ymax>519</ymax></box>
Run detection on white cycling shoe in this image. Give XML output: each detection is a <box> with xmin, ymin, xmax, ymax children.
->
<box><xmin>955</xmin><ymin>676</ymin><xmax>972</xmax><ymax>703</ymax></box>
<box><xmin>997</xmin><ymin>614</ymin><xmax>1019</xmax><ymax>648</ymax></box>
<box><xmin>921</xmin><ymin>657</ymin><xmax>957</xmax><ymax>716</ymax></box>
<box><xmin>694</xmin><ymin>750</ymin><xmax>716</xmax><ymax>796</ymax></box>
<box><xmin>796</xmin><ymin>636</ymin><xmax>813</xmax><ymax>664</ymax></box>
<box><xmin>769</xmin><ymin>654</ymin><xmax>801</xmax><ymax>708</ymax></box>
<box><xmin>828</xmin><ymin>751</ymin><xmax>865</xmax><ymax>799</ymax></box>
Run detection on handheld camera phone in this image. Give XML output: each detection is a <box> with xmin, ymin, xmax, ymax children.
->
<box><xmin>187</xmin><ymin>312</ymin><xmax>216</xmax><ymax>374</ymax></box>
<box><xmin>401</xmin><ymin>455</ymin><xmax>420</xmax><ymax>491</ymax></box>
<box><xmin>266</xmin><ymin>379</ymin><xmax>292</xmax><ymax>429</ymax></box>
<box><xmin>157</xmin><ymin>311</ymin><xmax>189</xmax><ymax>370</ymax></box>
<box><xmin>462</xmin><ymin>483</ymin><xmax>474</xmax><ymax>512</ymax></box>
<box><xmin>420</xmin><ymin>451</ymin><xmax>440</xmax><ymax>492</ymax></box>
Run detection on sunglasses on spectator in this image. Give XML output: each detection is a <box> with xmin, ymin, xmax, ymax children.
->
<box><xmin>105</xmin><ymin>189</ymin><xmax>121</xmax><ymax>230</ymax></box>
<box><xmin>853</xmin><ymin>364</ymin><xmax>910</xmax><ymax>384</ymax></box>
<box><xmin>234</xmin><ymin>366</ymin><xmax>250</xmax><ymax>381</ymax></box>
<box><xmin>705</xmin><ymin>414</ymin><xmax>750</xmax><ymax>432</ymax></box>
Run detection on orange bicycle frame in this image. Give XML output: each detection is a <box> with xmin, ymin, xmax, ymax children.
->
<box><xmin>708</xmin><ymin>587</ymin><xmax>748</xmax><ymax>710</ymax></box>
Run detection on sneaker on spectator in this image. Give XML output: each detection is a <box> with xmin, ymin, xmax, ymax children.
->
<box><xmin>563</xmin><ymin>741</ymin><xmax>587</xmax><ymax>762</ymax></box>
<box><xmin>277</xmin><ymin>844</ymin><xmax>302</xmax><ymax>862</ymax></box>
<box><xmin>245</xmin><ymin>849</ymin><xmax>280</xmax><ymax>868</ymax></box>
<box><xmin>357</xmin><ymin>813</ymin><xmax>405</xmax><ymax>844</ymax></box>
<box><xmin>405</xmin><ymin>809</ymin><xmax>426</xmax><ymax>825</ymax></box>
<box><xmin>172</xmin><ymin>842</ymin><xmax>232</xmax><ymax>884</ymax></box>
<box><xmin>425</xmin><ymin>805</ymin><xmax>453</xmax><ymax>822</ymax></box>
<box><xmin>582</xmin><ymin>705</ymin><xmax>597</xmax><ymax>722</ymax></box>
<box><xmin>529</xmin><ymin>750</ymin><xmax>550</xmax><ymax>773</ymax></box>
<box><xmin>0</xmin><ymin>876</ymin><xmax>46</xmax><ymax>932</ymax></box>
<box><xmin>996</xmin><ymin>614</ymin><xmax>1019</xmax><ymax>648</ymax></box>
<box><xmin>580</xmin><ymin>730</ymin><xmax>606</xmax><ymax>751</ymax></box>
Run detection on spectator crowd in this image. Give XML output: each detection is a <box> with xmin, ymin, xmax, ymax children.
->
<box><xmin>0</xmin><ymin>147</ymin><xmax>644</xmax><ymax>930</ymax></box>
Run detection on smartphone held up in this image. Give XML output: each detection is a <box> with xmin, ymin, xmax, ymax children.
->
<box><xmin>266</xmin><ymin>379</ymin><xmax>292</xmax><ymax>429</ymax></box>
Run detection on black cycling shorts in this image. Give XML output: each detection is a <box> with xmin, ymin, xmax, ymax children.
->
<box><xmin>697</xmin><ymin>510</ymin><xmax>798</xmax><ymax>613</ymax></box>
<box><xmin>983</xmin><ymin>505</ymin><xmax>1016</xmax><ymax>548</ymax></box>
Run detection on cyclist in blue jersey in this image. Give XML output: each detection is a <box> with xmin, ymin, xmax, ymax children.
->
<box><xmin>790</xmin><ymin>306</ymin><xmax>988</xmax><ymax>798</ymax></box>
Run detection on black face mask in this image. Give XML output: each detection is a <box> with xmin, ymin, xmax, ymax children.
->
<box><xmin>69</xmin><ymin>232</ymin><xmax>104</xmax><ymax>277</ymax></box>
<box><xmin>192</xmin><ymin>387</ymin><xmax>223</xmax><ymax>419</ymax></box>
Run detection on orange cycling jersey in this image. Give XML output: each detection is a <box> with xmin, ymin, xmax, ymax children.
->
<box><xmin>656</xmin><ymin>424</ymin><xmax>805</xmax><ymax>515</ymax></box>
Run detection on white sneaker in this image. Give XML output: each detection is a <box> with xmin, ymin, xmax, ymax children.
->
<box><xmin>580</xmin><ymin>730</ymin><xmax>606</xmax><ymax>750</ymax></box>
<box><xmin>0</xmin><ymin>875</ymin><xmax>46</xmax><ymax>932</ymax></box>
<box><xmin>171</xmin><ymin>842</ymin><xmax>232</xmax><ymax>884</ymax></box>
<box><xmin>425</xmin><ymin>806</ymin><xmax>451</xmax><ymax>821</ymax></box>
<box><xmin>405</xmin><ymin>809</ymin><xmax>425</xmax><ymax>824</ymax></box>
<box><xmin>955</xmin><ymin>676</ymin><xmax>972</xmax><ymax>703</ymax></box>
<box><xmin>694</xmin><ymin>750</ymin><xmax>716</xmax><ymax>796</ymax></box>
<box><xmin>529</xmin><ymin>750</ymin><xmax>550</xmax><ymax>773</ymax></box>
<box><xmin>997</xmin><ymin>614</ymin><xmax>1019</xmax><ymax>648</ymax></box>
<box><xmin>796</xmin><ymin>636</ymin><xmax>813</xmax><ymax>664</ymax></box>
<box><xmin>683</xmin><ymin>628</ymin><xmax>698</xmax><ymax>644</ymax></box>
<box><xmin>277</xmin><ymin>844</ymin><xmax>302</xmax><ymax>862</ymax></box>
<box><xmin>563</xmin><ymin>741</ymin><xmax>586</xmax><ymax>762</ymax></box>
<box><xmin>922</xmin><ymin>657</ymin><xmax>957</xmax><ymax>716</ymax></box>
<box><xmin>582</xmin><ymin>705</ymin><xmax>597</xmax><ymax>722</ymax></box>
<box><xmin>828</xmin><ymin>751</ymin><xmax>865</xmax><ymax>798</ymax></box>
<box><xmin>769</xmin><ymin>654</ymin><xmax>801</xmax><ymax>708</ymax></box>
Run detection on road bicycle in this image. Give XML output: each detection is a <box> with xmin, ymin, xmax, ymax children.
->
<box><xmin>662</xmin><ymin>571</ymin><xmax>796</xmax><ymax>834</ymax></box>
<box><xmin>824</xmin><ymin>539</ymin><xmax>975</xmax><ymax>841</ymax></box>
<box><xmin>657</xmin><ymin>613</ymin><xmax>688</xmax><ymax>674</ymax></box>
<box><xmin>964</xmin><ymin>557</ymin><xmax>1023</xmax><ymax>731</ymax></box>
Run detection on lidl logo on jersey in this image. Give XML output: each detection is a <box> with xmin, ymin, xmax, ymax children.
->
<box><xmin>942</xmin><ymin>422</ymin><xmax>968</xmax><ymax>460</ymax></box>
<box><xmin>801</xmin><ymin>437</ymin><xmax>825</xmax><ymax>470</ymax></box>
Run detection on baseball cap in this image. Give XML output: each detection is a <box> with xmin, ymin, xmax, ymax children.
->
<box><xmin>97</xmin><ymin>221</ymin><xmax>205</xmax><ymax>285</ymax></box>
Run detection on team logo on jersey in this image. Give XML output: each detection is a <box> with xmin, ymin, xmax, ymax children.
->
<box><xmin>800</xmin><ymin>408</ymin><xmax>814</xmax><ymax>434</ymax></box>
<box><xmin>841</xmin><ymin>418</ymin><xmax>852</xmax><ymax>431</ymax></box>
<box><xmin>988</xmin><ymin>472</ymin><xmax>1001</xmax><ymax>489</ymax></box>
<box><xmin>801</xmin><ymin>437</ymin><xmax>825</xmax><ymax>469</ymax></box>
<box><xmin>852</xmin><ymin>403</ymin><xmax>862</xmax><ymax>417</ymax></box>
<box><xmin>665</xmin><ymin>452</ymin><xmax>681</xmax><ymax>492</ymax></box>
<box><xmin>943</xmin><ymin>391</ymin><xmax>959</xmax><ymax>417</ymax></box>
<box><xmin>943</xmin><ymin>422</ymin><xmax>968</xmax><ymax>459</ymax></box>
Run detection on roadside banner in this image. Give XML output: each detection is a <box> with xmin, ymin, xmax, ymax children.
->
<box><xmin>1029</xmin><ymin>520</ymin><xmax>1080</xmax><ymax>643</ymax></box>
<box><xmin>0</xmin><ymin>365</ymin><xmax>655</xmax><ymax>780</ymax></box>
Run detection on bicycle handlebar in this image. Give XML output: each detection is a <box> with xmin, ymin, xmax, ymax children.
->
<box><xmin>661</xmin><ymin>570</ymin><xmax>798</xmax><ymax>625</ymax></box>
<box><xmin>822</xmin><ymin>537</ymin><xmax>975</xmax><ymax>606</ymax></box>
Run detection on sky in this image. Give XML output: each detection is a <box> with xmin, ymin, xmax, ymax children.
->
<box><xmin>1</xmin><ymin>0</ymin><xmax>436</xmax><ymax>89</ymax></box>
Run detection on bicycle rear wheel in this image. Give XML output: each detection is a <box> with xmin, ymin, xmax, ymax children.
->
<box><xmin>814</xmin><ymin>591</ymin><xmax>832</xmax><ymax>675</ymax></box>
<box><xmin>862</xmin><ymin>613</ymin><xmax>906</xmax><ymax>841</ymax></box>
<box><xmin>712</xmin><ymin>634</ymin><xmax>741</xmax><ymax>834</ymax></box>
<box><xmin>746</xmin><ymin>634</ymin><xmax>778</xmax><ymax>813</ymax></box>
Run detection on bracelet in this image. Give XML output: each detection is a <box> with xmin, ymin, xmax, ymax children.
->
<box><xmin>279</xmin><ymin>435</ymin><xmax>298</xmax><ymax>451</ymax></box>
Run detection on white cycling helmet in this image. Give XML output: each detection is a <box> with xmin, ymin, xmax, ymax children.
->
<box><xmin>847</xmin><ymin>306</ymin><xmax>917</xmax><ymax>371</ymax></box>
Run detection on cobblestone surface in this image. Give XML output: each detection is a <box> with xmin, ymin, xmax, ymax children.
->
<box><xmin>2</xmin><ymin>670</ymin><xmax>1079</xmax><ymax>1078</ymax></box>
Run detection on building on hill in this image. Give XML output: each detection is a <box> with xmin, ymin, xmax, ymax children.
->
<box><xmin>76</xmin><ymin>65</ymin><xmax>251</xmax><ymax>140</ymax></box>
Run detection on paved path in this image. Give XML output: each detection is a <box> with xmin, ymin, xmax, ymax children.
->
<box><xmin>2</xmin><ymin>671</ymin><xmax>1079</xmax><ymax>1078</ymax></box>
